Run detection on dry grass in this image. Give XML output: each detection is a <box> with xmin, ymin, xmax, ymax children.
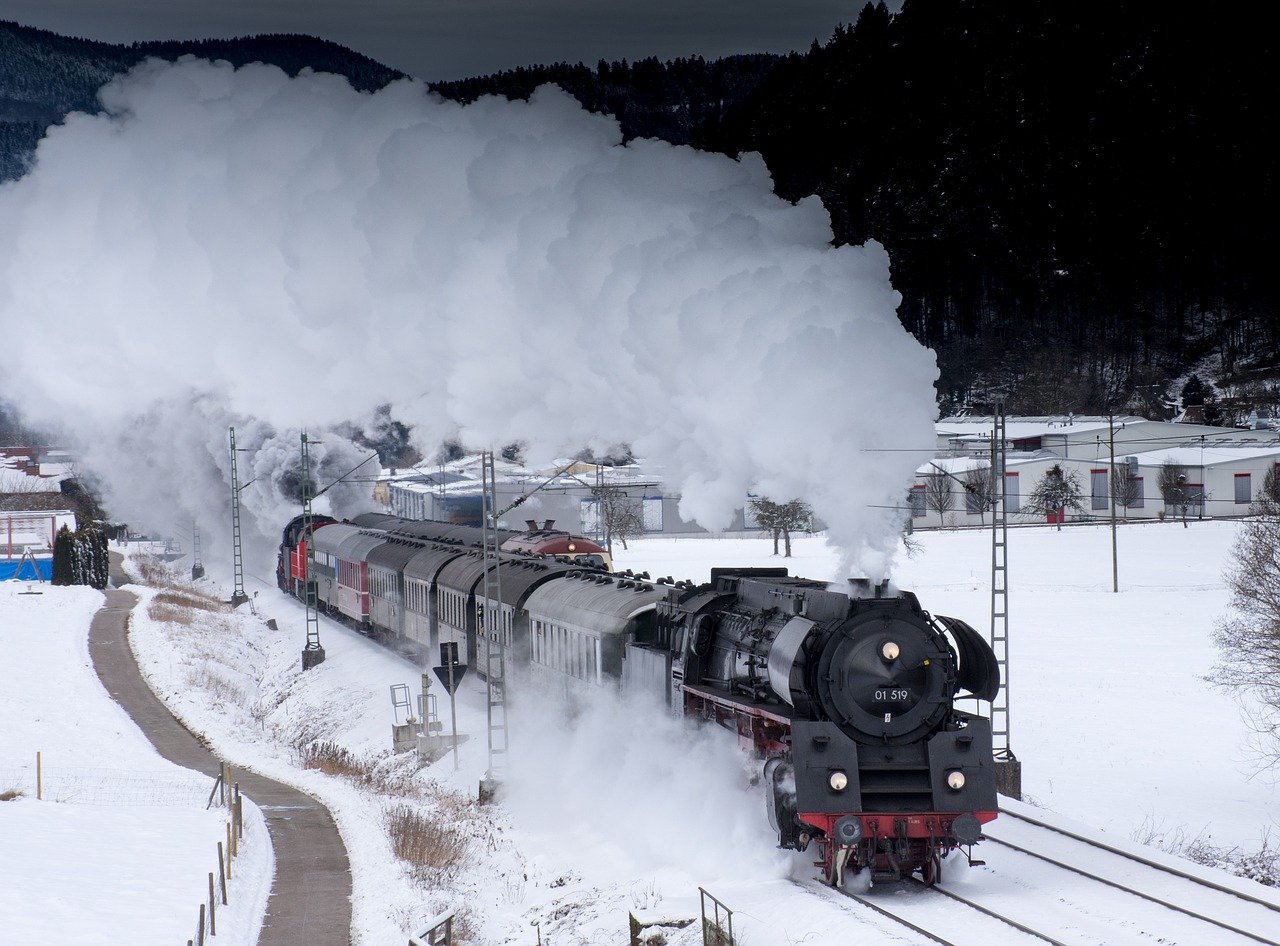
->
<box><xmin>1138</xmin><ymin>818</ymin><xmax>1280</xmax><ymax>887</ymax></box>
<box><xmin>1182</xmin><ymin>834</ymin><xmax>1280</xmax><ymax>887</ymax></box>
<box><xmin>300</xmin><ymin>742</ymin><xmax>428</xmax><ymax>799</ymax></box>
<box><xmin>302</xmin><ymin>741</ymin><xmax>372</xmax><ymax>780</ymax></box>
<box><xmin>148</xmin><ymin>588</ymin><xmax>229</xmax><ymax>624</ymax></box>
<box><xmin>131</xmin><ymin>554</ymin><xmax>180</xmax><ymax>587</ymax></box>
<box><xmin>184</xmin><ymin>666</ymin><xmax>249</xmax><ymax>708</ymax></box>
<box><xmin>386</xmin><ymin>801</ymin><xmax>472</xmax><ymax>885</ymax></box>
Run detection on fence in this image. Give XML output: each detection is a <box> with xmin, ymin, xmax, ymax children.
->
<box><xmin>0</xmin><ymin>755</ymin><xmax>210</xmax><ymax>806</ymax></box>
<box><xmin>1</xmin><ymin>755</ymin><xmax>249</xmax><ymax>946</ymax></box>
<box><xmin>187</xmin><ymin>763</ymin><xmax>246</xmax><ymax>946</ymax></box>
<box><xmin>409</xmin><ymin>908</ymin><xmax>456</xmax><ymax>946</ymax></box>
<box><xmin>699</xmin><ymin>888</ymin><xmax>735</xmax><ymax>946</ymax></box>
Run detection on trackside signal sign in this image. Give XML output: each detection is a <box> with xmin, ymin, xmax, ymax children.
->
<box><xmin>434</xmin><ymin>642</ymin><xmax>466</xmax><ymax>694</ymax></box>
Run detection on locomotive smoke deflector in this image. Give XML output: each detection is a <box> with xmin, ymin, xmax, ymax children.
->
<box><xmin>935</xmin><ymin>614</ymin><xmax>1001</xmax><ymax>702</ymax></box>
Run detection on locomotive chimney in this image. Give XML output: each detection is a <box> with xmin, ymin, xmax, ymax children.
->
<box><xmin>525</xmin><ymin>520</ymin><xmax>537</xmax><ymax>530</ymax></box>
<box><xmin>542</xmin><ymin>519</ymin><xmax>555</xmax><ymax>530</ymax></box>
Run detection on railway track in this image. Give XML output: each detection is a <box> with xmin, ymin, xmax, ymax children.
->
<box><xmin>818</xmin><ymin>801</ymin><xmax>1280</xmax><ymax>946</ymax></box>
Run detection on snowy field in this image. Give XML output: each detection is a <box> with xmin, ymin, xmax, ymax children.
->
<box><xmin>1</xmin><ymin>519</ymin><xmax>1278</xmax><ymax>945</ymax></box>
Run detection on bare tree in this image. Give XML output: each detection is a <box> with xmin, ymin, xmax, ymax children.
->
<box><xmin>1262</xmin><ymin>465</ymin><xmax>1280</xmax><ymax>506</ymax></box>
<box><xmin>963</xmin><ymin>463</ymin><xmax>997</xmax><ymax>524</ymax></box>
<box><xmin>923</xmin><ymin>474</ymin><xmax>955</xmax><ymax>524</ymax></box>
<box><xmin>1021</xmin><ymin>463</ymin><xmax>1086</xmax><ymax>531</ymax></box>
<box><xmin>1158</xmin><ymin>460</ymin><xmax>1192</xmax><ymax>527</ymax></box>
<box><xmin>748</xmin><ymin>497</ymin><xmax>813</xmax><ymax>557</ymax></box>
<box><xmin>1210</xmin><ymin>483</ymin><xmax>1280</xmax><ymax>770</ymax></box>
<box><xmin>1111</xmin><ymin>465</ymin><xmax>1143</xmax><ymax>514</ymax></box>
<box><xmin>591</xmin><ymin>485</ymin><xmax>645</xmax><ymax>551</ymax></box>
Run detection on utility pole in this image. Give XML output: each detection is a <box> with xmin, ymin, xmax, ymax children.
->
<box><xmin>300</xmin><ymin>431</ymin><xmax>326</xmax><ymax>670</ymax></box>
<box><xmin>989</xmin><ymin>402</ymin><xmax>1020</xmax><ymax>799</ymax></box>
<box><xmin>1108</xmin><ymin>415</ymin><xmax>1119</xmax><ymax>593</ymax></box>
<box><xmin>228</xmin><ymin>427</ymin><xmax>249</xmax><ymax>607</ymax></box>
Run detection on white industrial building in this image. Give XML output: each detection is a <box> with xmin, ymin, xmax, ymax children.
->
<box><xmin>911</xmin><ymin>415</ymin><xmax>1280</xmax><ymax>529</ymax></box>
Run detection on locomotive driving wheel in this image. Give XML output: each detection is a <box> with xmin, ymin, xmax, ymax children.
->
<box><xmin>921</xmin><ymin>850</ymin><xmax>943</xmax><ymax>886</ymax></box>
<box><xmin>824</xmin><ymin>846</ymin><xmax>850</xmax><ymax>887</ymax></box>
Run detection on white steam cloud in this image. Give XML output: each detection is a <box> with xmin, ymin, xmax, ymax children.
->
<box><xmin>0</xmin><ymin>57</ymin><xmax>937</xmax><ymax>577</ymax></box>
<box><xmin>504</xmin><ymin>686</ymin><xmax>792</xmax><ymax>884</ymax></box>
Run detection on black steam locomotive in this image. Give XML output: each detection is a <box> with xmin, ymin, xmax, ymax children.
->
<box><xmin>278</xmin><ymin>515</ymin><xmax>1000</xmax><ymax>885</ymax></box>
<box><xmin>631</xmin><ymin>568</ymin><xmax>1000</xmax><ymax>885</ymax></box>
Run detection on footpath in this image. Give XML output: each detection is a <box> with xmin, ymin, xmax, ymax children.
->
<box><xmin>88</xmin><ymin>554</ymin><xmax>353</xmax><ymax>945</ymax></box>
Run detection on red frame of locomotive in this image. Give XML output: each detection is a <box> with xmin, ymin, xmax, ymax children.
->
<box><xmin>683</xmin><ymin>680</ymin><xmax>997</xmax><ymax>884</ymax></box>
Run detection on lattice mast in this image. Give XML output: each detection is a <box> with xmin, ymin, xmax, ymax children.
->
<box><xmin>300</xmin><ymin>431</ymin><xmax>326</xmax><ymax>670</ymax></box>
<box><xmin>989</xmin><ymin>403</ymin><xmax>1020</xmax><ymax>798</ymax></box>
<box><xmin>480</xmin><ymin>450</ymin><xmax>508</xmax><ymax>796</ymax></box>
<box><xmin>191</xmin><ymin>522</ymin><xmax>205</xmax><ymax>581</ymax></box>
<box><xmin>228</xmin><ymin>427</ymin><xmax>249</xmax><ymax>606</ymax></box>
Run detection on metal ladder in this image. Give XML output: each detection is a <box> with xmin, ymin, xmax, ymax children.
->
<box><xmin>989</xmin><ymin>404</ymin><xmax>1020</xmax><ymax>797</ymax></box>
<box><xmin>481</xmin><ymin>452</ymin><xmax>508</xmax><ymax>787</ymax></box>
<box><xmin>228</xmin><ymin>427</ymin><xmax>249</xmax><ymax>606</ymax></box>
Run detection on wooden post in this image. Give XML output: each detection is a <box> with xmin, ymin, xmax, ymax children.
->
<box><xmin>235</xmin><ymin>783</ymin><xmax>243</xmax><ymax>843</ymax></box>
<box><xmin>226</xmin><ymin>823</ymin><xmax>234</xmax><ymax>875</ymax></box>
<box><xmin>208</xmin><ymin>873</ymin><xmax>216</xmax><ymax>935</ymax></box>
<box><xmin>218</xmin><ymin>842</ymin><xmax>228</xmax><ymax>902</ymax></box>
<box><xmin>36</xmin><ymin>752</ymin><xmax>41</xmax><ymax>801</ymax></box>
<box><xmin>197</xmin><ymin>904</ymin><xmax>205</xmax><ymax>946</ymax></box>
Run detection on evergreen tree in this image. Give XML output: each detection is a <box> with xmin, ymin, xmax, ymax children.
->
<box><xmin>51</xmin><ymin>524</ymin><xmax>109</xmax><ymax>588</ymax></box>
<box><xmin>1022</xmin><ymin>464</ymin><xmax>1086</xmax><ymax>530</ymax></box>
<box><xmin>748</xmin><ymin>497</ymin><xmax>813</xmax><ymax>557</ymax></box>
<box><xmin>51</xmin><ymin>524</ymin><xmax>75</xmax><ymax>586</ymax></box>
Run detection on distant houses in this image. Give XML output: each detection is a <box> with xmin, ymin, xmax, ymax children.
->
<box><xmin>379</xmin><ymin>454</ymin><xmax>767</xmax><ymax>541</ymax></box>
<box><xmin>911</xmin><ymin>415</ymin><xmax>1280</xmax><ymax>529</ymax></box>
<box><xmin>1</xmin><ymin>447</ymin><xmax>78</xmax><ymax>580</ymax></box>
<box><xmin>373</xmin><ymin>415</ymin><xmax>1280</xmax><ymax>542</ymax></box>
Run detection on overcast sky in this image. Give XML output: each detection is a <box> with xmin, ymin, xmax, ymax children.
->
<box><xmin>5</xmin><ymin>0</ymin><xmax>898</xmax><ymax>82</ymax></box>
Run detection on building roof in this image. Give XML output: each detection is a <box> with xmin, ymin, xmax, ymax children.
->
<box><xmin>0</xmin><ymin>492</ymin><xmax>73</xmax><ymax>513</ymax></box>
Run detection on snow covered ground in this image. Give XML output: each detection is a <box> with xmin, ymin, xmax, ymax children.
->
<box><xmin>1</xmin><ymin>519</ymin><xmax>1277</xmax><ymax>945</ymax></box>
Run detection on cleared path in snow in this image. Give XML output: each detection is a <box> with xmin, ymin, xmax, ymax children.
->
<box><xmin>88</xmin><ymin>554</ymin><xmax>352</xmax><ymax>946</ymax></box>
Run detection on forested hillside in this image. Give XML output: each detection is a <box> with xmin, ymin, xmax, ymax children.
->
<box><xmin>700</xmin><ymin>1</ymin><xmax>1277</xmax><ymax>417</ymax></box>
<box><xmin>0</xmin><ymin>21</ymin><xmax>402</xmax><ymax>179</ymax></box>
<box><xmin>2</xmin><ymin>4</ymin><xmax>1275</xmax><ymax>420</ymax></box>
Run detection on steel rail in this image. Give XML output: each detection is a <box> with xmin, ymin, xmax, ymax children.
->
<box><xmin>997</xmin><ymin>805</ymin><xmax>1280</xmax><ymax>914</ymax></box>
<box><xmin>984</xmin><ymin>833</ymin><xmax>1280</xmax><ymax>946</ymax></box>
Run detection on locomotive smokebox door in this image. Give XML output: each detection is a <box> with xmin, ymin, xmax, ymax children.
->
<box><xmin>791</xmin><ymin>720</ymin><xmax>862</xmax><ymax>813</ymax></box>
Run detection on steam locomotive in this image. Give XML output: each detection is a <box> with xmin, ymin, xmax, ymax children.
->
<box><xmin>277</xmin><ymin>514</ymin><xmax>1000</xmax><ymax>885</ymax></box>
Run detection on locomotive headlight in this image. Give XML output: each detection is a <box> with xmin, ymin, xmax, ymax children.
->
<box><xmin>947</xmin><ymin>770</ymin><xmax>966</xmax><ymax>791</ymax></box>
<box><xmin>881</xmin><ymin>641</ymin><xmax>900</xmax><ymax>661</ymax></box>
<box><xmin>829</xmin><ymin>771</ymin><xmax>849</xmax><ymax>792</ymax></box>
